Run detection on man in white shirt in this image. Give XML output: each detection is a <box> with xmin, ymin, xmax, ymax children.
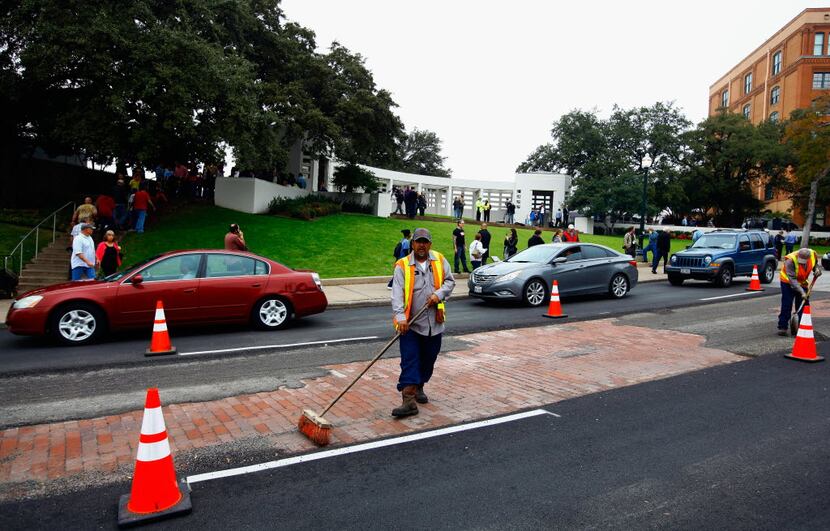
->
<box><xmin>71</xmin><ymin>223</ymin><xmax>97</xmax><ymax>281</ymax></box>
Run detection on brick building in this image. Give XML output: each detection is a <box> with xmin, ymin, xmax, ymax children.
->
<box><xmin>708</xmin><ymin>7</ymin><xmax>830</xmax><ymax>226</ymax></box>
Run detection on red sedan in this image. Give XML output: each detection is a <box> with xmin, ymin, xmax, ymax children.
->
<box><xmin>5</xmin><ymin>250</ymin><xmax>328</xmax><ymax>345</ymax></box>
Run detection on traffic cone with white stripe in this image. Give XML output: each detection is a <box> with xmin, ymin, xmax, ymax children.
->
<box><xmin>785</xmin><ymin>305</ymin><xmax>824</xmax><ymax>363</ymax></box>
<box><xmin>118</xmin><ymin>388</ymin><xmax>192</xmax><ymax>526</ymax></box>
<box><xmin>542</xmin><ymin>280</ymin><xmax>567</xmax><ymax>319</ymax></box>
<box><xmin>746</xmin><ymin>265</ymin><xmax>763</xmax><ymax>291</ymax></box>
<box><xmin>145</xmin><ymin>300</ymin><xmax>176</xmax><ymax>356</ymax></box>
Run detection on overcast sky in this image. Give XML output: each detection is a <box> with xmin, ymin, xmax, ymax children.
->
<box><xmin>281</xmin><ymin>1</ymin><xmax>828</xmax><ymax>181</ymax></box>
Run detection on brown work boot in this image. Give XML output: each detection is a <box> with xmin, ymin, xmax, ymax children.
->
<box><xmin>415</xmin><ymin>384</ymin><xmax>429</xmax><ymax>404</ymax></box>
<box><xmin>391</xmin><ymin>385</ymin><xmax>419</xmax><ymax>417</ymax></box>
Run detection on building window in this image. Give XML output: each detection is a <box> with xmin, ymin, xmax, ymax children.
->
<box><xmin>815</xmin><ymin>33</ymin><xmax>826</xmax><ymax>56</ymax></box>
<box><xmin>770</xmin><ymin>86</ymin><xmax>780</xmax><ymax>105</ymax></box>
<box><xmin>744</xmin><ymin>73</ymin><xmax>752</xmax><ymax>94</ymax></box>
<box><xmin>769</xmin><ymin>111</ymin><xmax>780</xmax><ymax>124</ymax></box>
<box><xmin>813</xmin><ymin>72</ymin><xmax>830</xmax><ymax>89</ymax></box>
<box><xmin>772</xmin><ymin>51</ymin><xmax>782</xmax><ymax>75</ymax></box>
<box><xmin>764</xmin><ymin>183</ymin><xmax>774</xmax><ymax>201</ymax></box>
<box><xmin>742</xmin><ymin>104</ymin><xmax>751</xmax><ymax>119</ymax></box>
<box><xmin>721</xmin><ymin>89</ymin><xmax>729</xmax><ymax>108</ymax></box>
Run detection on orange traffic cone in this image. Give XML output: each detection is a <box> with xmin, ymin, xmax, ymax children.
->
<box><xmin>118</xmin><ymin>388</ymin><xmax>192</xmax><ymax>526</ymax></box>
<box><xmin>785</xmin><ymin>305</ymin><xmax>824</xmax><ymax>363</ymax></box>
<box><xmin>145</xmin><ymin>301</ymin><xmax>177</xmax><ymax>356</ymax></box>
<box><xmin>746</xmin><ymin>265</ymin><xmax>763</xmax><ymax>292</ymax></box>
<box><xmin>542</xmin><ymin>280</ymin><xmax>567</xmax><ymax>319</ymax></box>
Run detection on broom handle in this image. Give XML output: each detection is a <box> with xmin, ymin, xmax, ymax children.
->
<box><xmin>319</xmin><ymin>303</ymin><xmax>431</xmax><ymax>417</ymax></box>
<box><xmin>796</xmin><ymin>275</ymin><xmax>818</xmax><ymax>314</ymax></box>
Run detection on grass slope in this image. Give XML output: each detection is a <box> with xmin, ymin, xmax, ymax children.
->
<box><xmin>120</xmin><ymin>205</ymin><xmax>707</xmax><ymax>278</ymax></box>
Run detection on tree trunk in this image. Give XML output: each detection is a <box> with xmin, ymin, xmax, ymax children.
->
<box><xmin>803</xmin><ymin>164</ymin><xmax>830</xmax><ymax>248</ymax></box>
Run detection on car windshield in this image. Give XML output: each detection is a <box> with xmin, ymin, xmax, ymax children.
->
<box><xmin>103</xmin><ymin>254</ymin><xmax>162</xmax><ymax>282</ymax></box>
<box><xmin>692</xmin><ymin>234</ymin><xmax>737</xmax><ymax>249</ymax></box>
<box><xmin>507</xmin><ymin>246</ymin><xmax>558</xmax><ymax>264</ymax></box>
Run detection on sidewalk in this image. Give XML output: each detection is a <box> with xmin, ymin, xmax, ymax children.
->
<box><xmin>0</xmin><ymin>316</ymin><xmax>742</xmax><ymax>501</ymax></box>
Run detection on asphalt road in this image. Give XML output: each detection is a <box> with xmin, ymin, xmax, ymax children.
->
<box><xmin>0</xmin><ymin>279</ymin><xmax>777</xmax><ymax>374</ymax></box>
<box><xmin>0</xmin><ymin>280</ymin><xmax>797</xmax><ymax>428</ymax></box>
<box><xmin>6</xmin><ymin>349</ymin><xmax>830</xmax><ymax>530</ymax></box>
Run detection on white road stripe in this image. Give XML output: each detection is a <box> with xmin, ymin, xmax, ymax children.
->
<box><xmin>186</xmin><ymin>408</ymin><xmax>559</xmax><ymax>485</ymax></box>
<box><xmin>699</xmin><ymin>292</ymin><xmax>764</xmax><ymax>301</ymax></box>
<box><xmin>178</xmin><ymin>336</ymin><xmax>380</xmax><ymax>356</ymax></box>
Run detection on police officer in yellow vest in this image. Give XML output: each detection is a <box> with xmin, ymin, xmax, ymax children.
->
<box><xmin>391</xmin><ymin>228</ymin><xmax>456</xmax><ymax>417</ymax></box>
<box><xmin>778</xmin><ymin>247</ymin><xmax>822</xmax><ymax>336</ymax></box>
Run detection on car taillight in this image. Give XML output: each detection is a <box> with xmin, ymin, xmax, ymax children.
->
<box><xmin>311</xmin><ymin>272</ymin><xmax>323</xmax><ymax>291</ymax></box>
<box><xmin>628</xmin><ymin>260</ymin><xmax>637</xmax><ymax>267</ymax></box>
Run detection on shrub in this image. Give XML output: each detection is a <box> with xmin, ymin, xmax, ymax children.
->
<box><xmin>267</xmin><ymin>195</ymin><xmax>342</xmax><ymax>220</ymax></box>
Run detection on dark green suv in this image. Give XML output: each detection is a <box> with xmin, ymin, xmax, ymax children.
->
<box><xmin>665</xmin><ymin>230</ymin><xmax>778</xmax><ymax>287</ymax></box>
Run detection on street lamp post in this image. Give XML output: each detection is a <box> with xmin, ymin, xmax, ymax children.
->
<box><xmin>638</xmin><ymin>155</ymin><xmax>653</xmax><ymax>260</ymax></box>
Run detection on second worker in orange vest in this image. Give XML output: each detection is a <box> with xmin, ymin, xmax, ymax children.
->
<box><xmin>390</xmin><ymin>228</ymin><xmax>456</xmax><ymax>417</ymax></box>
<box><xmin>778</xmin><ymin>247</ymin><xmax>822</xmax><ymax>335</ymax></box>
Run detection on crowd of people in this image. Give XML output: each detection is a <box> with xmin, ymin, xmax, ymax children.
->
<box><xmin>392</xmin><ymin>187</ymin><xmax>428</xmax><ymax>219</ymax></box>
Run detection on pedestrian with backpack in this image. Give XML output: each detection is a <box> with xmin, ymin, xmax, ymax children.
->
<box><xmin>388</xmin><ymin>229</ymin><xmax>412</xmax><ymax>289</ymax></box>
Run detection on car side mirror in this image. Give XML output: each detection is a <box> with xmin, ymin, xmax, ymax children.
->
<box><xmin>686</xmin><ymin>245</ymin><xmax>691</xmax><ymax>249</ymax></box>
<box><xmin>552</xmin><ymin>257</ymin><xmax>567</xmax><ymax>265</ymax></box>
<box><xmin>131</xmin><ymin>274</ymin><xmax>143</xmax><ymax>285</ymax></box>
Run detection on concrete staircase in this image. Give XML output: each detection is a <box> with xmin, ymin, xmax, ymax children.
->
<box><xmin>17</xmin><ymin>240</ymin><xmax>71</xmax><ymax>294</ymax></box>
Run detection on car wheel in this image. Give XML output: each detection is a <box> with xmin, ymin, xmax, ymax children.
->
<box><xmin>760</xmin><ymin>261</ymin><xmax>775</xmax><ymax>284</ymax></box>
<box><xmin>715</xmin><ymin>264</ymin><xmax>733</xmax><ymax>288</ymax></box>
<box><xmin>668</xmin><ymin>273</ymin><xmax>685</xmax><ymax>286</ymax></box>
<box><xmin>252</xmin><ymin>297</ymin><xmax>292</xmax><ymax>330</ymax></box>
<box><xmin>608</xmin><ymin>273</ymin><xmax>629</xmax><ymax>299</ymax></box>
<box><xmin>522</xmin><ymin>278</ymin><xmax>548</xmax><ymax>307</ymax></box>
<box><xmin>50</xmin><ymin>303</ymin><xmax>105</xmax><ymax>346</ymax></box>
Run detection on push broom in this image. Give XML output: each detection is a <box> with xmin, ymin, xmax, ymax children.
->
<box><xmin>298</xmin><ymin>303</ymin><xmax>430</xmax><ymax>446</ymax></box>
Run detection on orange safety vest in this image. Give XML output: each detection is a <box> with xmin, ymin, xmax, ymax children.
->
<box><xmin>393</xmin><ymin>251</ymin><xmax>447</xmax><ymax>329</ymax></box>
<box><xmin>780</xmin><ymin>249</ymin><xmax>817</xmax><ymax>286</ymax></box>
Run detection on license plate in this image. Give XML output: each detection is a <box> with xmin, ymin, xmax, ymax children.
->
<box><xmin>474</xmin><ymin>286</ymin><xmax>483</xmax><ymax>293</ymax></box>
<box><xmin>681</xmin><ymin>268</ymin><xmax>691</xmax><ymax>274</ymax></box>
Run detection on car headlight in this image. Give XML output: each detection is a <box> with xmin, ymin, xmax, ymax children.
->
<box><xmin>496</xmin><ymin>271</ymin><xmax>522</xmax><ymax>283</ymax></box>
<box><xmin>670</xmin><ymin>255</ymin><xmax>677</xmax><ymax>263</ymax></box>
<box><xmin>13</xmin><ymin>295</ymin><xmax>43</xmax><ymax>309</ymax></box>
<box><xmin>704</xmin><ymin>256</ymin><xmax>712</xmax><ymax>265</ymax></box>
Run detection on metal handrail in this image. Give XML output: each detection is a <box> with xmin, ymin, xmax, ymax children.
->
<box><xmin>3</xmin><ymin>201</ymin><xmax>76</xmax><ymax>274</ymax></box>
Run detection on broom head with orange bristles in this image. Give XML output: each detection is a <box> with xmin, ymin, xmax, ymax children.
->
<box><xmin>298</xmin><ymin>409</ymin><xmax>333</xmax><ymax>446</ymax></box>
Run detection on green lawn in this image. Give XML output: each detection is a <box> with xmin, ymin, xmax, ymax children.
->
<box><xmin>0</xmin><ymin>223</ymin><xmax>53</xmax><ymax>272</ymax></box>
<box><xmin>120</xmin><ymin>205</ymin><xmax>710</xmax><ymax>278</ymax></box>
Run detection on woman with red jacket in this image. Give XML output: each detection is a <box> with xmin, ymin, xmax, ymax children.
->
<box><xmin>96</xmin><ymin>230</ymin><xmax>122</xmax><ymax>277</ymax></box>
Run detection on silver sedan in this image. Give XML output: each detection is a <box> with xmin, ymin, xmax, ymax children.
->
<box><xmin>467</xmin><ymin>243</ymin><xmax>639</xmax><ymax>307</ymax></box>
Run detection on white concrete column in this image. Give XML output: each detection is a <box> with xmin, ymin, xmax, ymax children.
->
<box><xmin>447</xmin><ymin>185</ymin><xmax>453</xmax><ymax>216</ymax></box>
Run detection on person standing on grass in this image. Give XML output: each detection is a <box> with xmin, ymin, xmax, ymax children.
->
<box><xmin>131</xmin><ymin>184</ymin><xmax>154</xmax><ymax>234</ymax></box>
<box><xmin>469</xmin><ymin>233</ymin><xmax>486</xmax><ymax>270</ymax></box>
<box><xmin>483</xmin><ymin>200</ymin><xmax>491</xmax><ymax>222</ymax></box>
<box><xmin>475</xmin><ymin>197</ymin><xmax>483</xmax><ymax>222</ymax></box>
<box><xmin>393</xmin><ymin>188</ymin><xmax>405</xmax><ymax>215</ymax></box>
<box><xmin>417</xmin><ymin>193</ymin><xmax>427</xmax><ymax>217</ymax></box>
<box><xmin>505</xmin><ymin>199</ymin><xmax>515</xmax><ymax>224</ymax></box>
<box><xmin>555</xmin><ymin>208</ymin><xmax>563</xmax><ymax>227</ymax></box>
<box><xmin>453</xmin><ymin>196</ymin><xmax>464</xmax><ymax>220</ymax></box>
<box><xmin>504</xmin><ymin>228</ymin><xmax>518</xmax><ymax>258</ymax></box>
<box><xmin>71</xmin><ymin>223</ymin><xmax>97</xmax><ymax>281</ymax></box>
<box><xmin>391</xmin><ymin>228</ymin><xmax>455</xmax><ymax>417</ymax></box>
<box><xmin>388</xmin><ymin>229</ymin><xmax>411</xmax><ymax>289</ymax></box>
<box><xmin>96</xmin><ymin>230</ymin><xmax>122</xmax><ymax>277</ymax></box>
<box><xmin>224</xmin><ymin>224</ymin><xmax>248</xmax><ymax>251</ymax></box>
<box><xmin>113</xmin><ymin>177</ymin><xmax>129</xmax><ymax>230</ymax></box>
<box><xmin>563</xmin><ymin>224</ymin><xmax>580</xmax><ymax>242</ymax></box>
<box><xmin>452</xmin><ymin>220</ymin><xmax>470</xmax><ymax>274</ymax></box>
<box><xmin>552</xmin><ymin>229</ymin><xmax>563</xmax><ymax>243</ymax></box>
<box><xmin>528</xmin><ymin>229</ymin><xmax>544</xmax><ymax>247</ymax></box>
<box><xmin>478</xmin><ymin>223</ymin><xmax>492</xmax><ymax>264</ymax></box>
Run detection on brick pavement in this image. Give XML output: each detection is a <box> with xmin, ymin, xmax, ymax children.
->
<box><xmin>0</xmin><ymin>319</ymin><xmax>742</xmax><ymax>500</ymax></box>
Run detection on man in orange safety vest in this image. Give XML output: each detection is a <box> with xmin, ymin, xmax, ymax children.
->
<box><xmin>390</xmin><ymin>228</ymin><xmax>455</xmax><ymax>417</ymax></box>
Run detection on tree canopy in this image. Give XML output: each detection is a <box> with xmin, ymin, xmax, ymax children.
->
<box><xmin>0</xmin><ymin>0</ymin><xmax>447</xmax><ymax>177</ymax></box>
